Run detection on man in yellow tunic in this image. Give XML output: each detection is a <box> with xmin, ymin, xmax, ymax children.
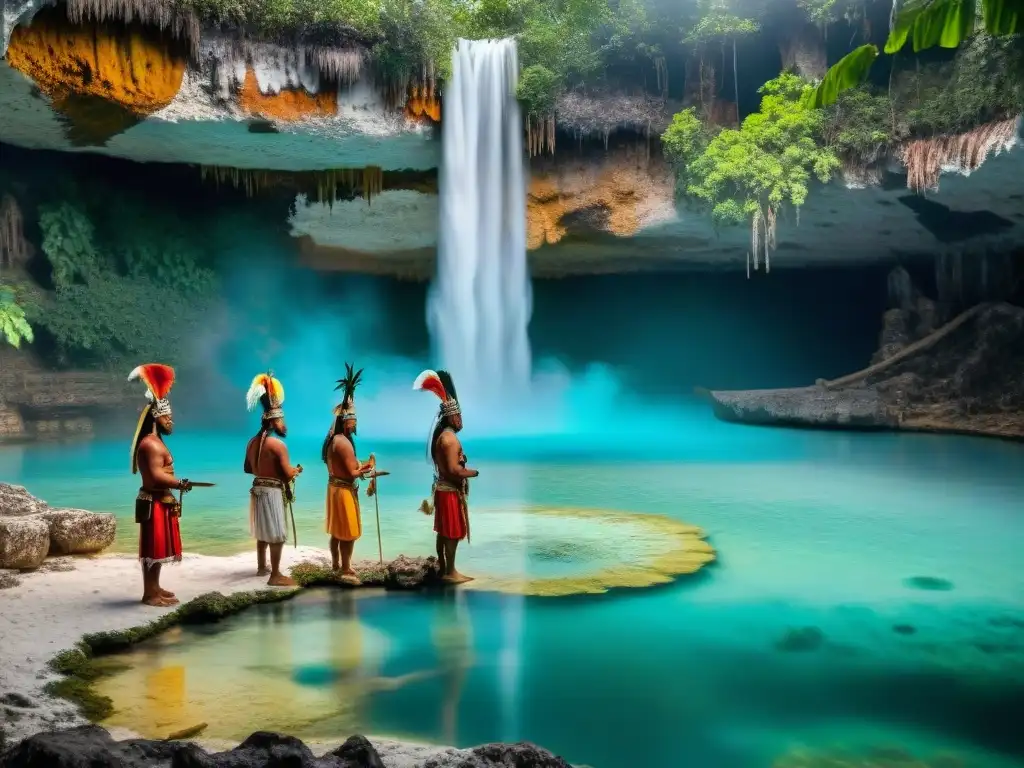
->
<box><xmin>321</xmin><ymin>363</ymin><xmax>374</xmax><ymax>584</ymax></box>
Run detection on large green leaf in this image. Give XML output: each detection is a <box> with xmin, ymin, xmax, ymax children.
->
<box><xmin>983</xmin><ymin>0</ymin><xmax>1024</xmax><ymax>34</ymax></box>
<box><xmin>803</xmin><ymin>44</ymin><xmax>879</xmax><ymax>109</ymax></box>
<box><xmin>885</xmin><ymin>0</ymin><xmax>978</xmax><ymax>52</ymax></box>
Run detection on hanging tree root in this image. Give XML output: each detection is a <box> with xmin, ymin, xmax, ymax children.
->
<box><xmin>901</xmin><ymin>117</ymin><xmax>1020</xmax><ymax>193</ymax></box>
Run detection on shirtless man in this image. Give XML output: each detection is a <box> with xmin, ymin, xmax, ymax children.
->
<box><xmin>245</xmin><ymin>371</ymin><xmax>301</xmax><ymax>587</ymax></box>
<box><xmin>414</xmin><ymin>369</ymin><xmax>479</xmax><ymax>584</ymax></box>
<box><xmin>322</xmin><ymin>364</ymin><xmax>375</xmax><ymax>582</ymax></box>
<box><xmin>129</xmin><ymin>363</ymin><xmax>191</xmax><ymax>608</ymax></box>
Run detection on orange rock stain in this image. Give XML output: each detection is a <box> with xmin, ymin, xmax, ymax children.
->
<box><xmin>405</xmin><ymin>83</ymin><xmax>441</xmax><ymax>123</ymax></box>
<box><xmin>237</xmin><ymin>69</ymin><xmax>337</xmax><ymax>122</ymax></box>
<box><xmin>6</xmin><ymin>9</ymin><xmax>185</xmax><ymax>116</ymax></box>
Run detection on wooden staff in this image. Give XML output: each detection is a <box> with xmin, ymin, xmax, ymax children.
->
<box><xmin>367</xmin><ymin>470</ymin><xmax>390</xmax><ymax>565</ymax></box>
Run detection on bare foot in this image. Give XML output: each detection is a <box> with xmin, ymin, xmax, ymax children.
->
<box><xmin>141</xmin><ymin>594</ymin><xmax>179</xmax><ymax>607</ymax></box>
<box><xmin>267</xmin><ymin>573</ymin><xmax>297</xmax><ymax>587</ymax></box>
<box><xmin>340</xmin><ymin>572</ymin><xmax>362</xmax><ymax>586</ymax></box>
<box><xmin>256</xmin><ymin>568</ymin><xmax>270</xmax><ymax>577</ymax></box>
<box><xmin>442</xmin><ymin>572</ymin><xmax>474</xmax><ymax>585</ymax></box>
<box><xmin>158</xmin><ymin>588</ymin><xmax>176</xmax><ymax>598</ymax></box>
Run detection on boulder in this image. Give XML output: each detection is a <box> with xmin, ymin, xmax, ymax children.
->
<box><xmin>40</xmin><ymin>508</ymin><xmax>117</xmax><ymax>555</ymax></box>
<box><xmin>0</xmin><ymin>484</ymin><xmax>47</xmax><ymax>517</ymax></box>
<box><xmin>386</xmin><ymin>554</ymin><xmax>441</xmax><ymax>590</ymax></box>
<box><xmin>0</xmin><ymin>516</ymin><xmax>49</xmax><ymax>570</ymax></box>
<box><xmin>0</xmin><ymin>725</ymin><xmax>574</xmax><ymax>768</ymax></box>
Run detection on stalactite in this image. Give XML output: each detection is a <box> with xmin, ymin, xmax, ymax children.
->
<box><xmin>526</xmin><ymin>115</ymin><xmax>556</xmax><ymax>157</ymax></box>
<box><xmin>0</xmin><ymin>195</ymin><xmax>29</xmax><ymax>269</ymax></box>
<box><xmin>901</xmin><ymin>117</ymin><xmax>1020</xmax><ymax>192</ymax></box>
<box><xmin>308</xmin><ymin>47</ymin><xmax>365</xmax><ymax>84</ymax></box>
<box><xmin>64</xmin><ymin>0</ymin><xmax>199</xmax><ymax>60</ymax></box>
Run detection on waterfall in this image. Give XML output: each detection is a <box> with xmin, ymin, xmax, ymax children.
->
<box><xmin>428</xmin><ymin>38</ymin><xmax>532</xmax><ymax>407</ymax></box>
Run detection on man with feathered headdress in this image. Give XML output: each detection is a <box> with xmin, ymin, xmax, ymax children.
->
<box><xmin>129</xmin><ymin>363</ymin><xmax>192</xmax><ymax>608</ymax></box>
<box><xmin>244</xmin><ymin>370</ymin><xmax>301</xmax><ymax>587</ymax></box>
<box><xmin>322</xmin><ymin>363</ymin><xmax>376</xmax><ymax>583</ymax></box>
<box><xmin>414</xmin><ymin>369</ymin><xmax>478</xmax><ymax>584</ymax></box>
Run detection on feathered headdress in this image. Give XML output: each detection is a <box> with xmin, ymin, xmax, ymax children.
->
<box><xmin>334</xmin><ymin>362</ymin><xmax>363</xmax><ymax>422</ymax></box>
<box><xmin>246</xmin><ymin>371</ymin><xmax>285</xmax><ymax>421</ymax></box>
<box><xmin>127</xmin><ymin>363</ymin><xmax>175</xmax><ymax>474</ymax></box>
<box><xmin>413</xmin><ymin>369</ymin><xmax>461</xmax><ymax>418</ymax></box>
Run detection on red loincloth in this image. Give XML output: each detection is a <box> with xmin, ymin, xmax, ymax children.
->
<box><xmin>139</xmin><ymin>499</ymin><xmax>183</xmax><ymax>565</ymax></box>
<box><xmin>433</xmin><ymin>489</ymin><xmax>467</xmax><ymax>541</ymax></box>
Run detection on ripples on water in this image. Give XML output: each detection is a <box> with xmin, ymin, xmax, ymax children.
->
<box><xmin>4</xmin><ymin>413</ymin><xmax>1024</xmax><ymax>767</ymax></box>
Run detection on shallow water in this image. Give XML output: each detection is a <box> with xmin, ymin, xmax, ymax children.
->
<box><xmin>4</xmin><ymin>413</ymin><xmax>1024</xmax><ymax>767</ymax></box>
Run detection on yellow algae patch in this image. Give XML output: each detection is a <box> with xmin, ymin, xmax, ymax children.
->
<box><xmin>405</xmin><ymin>82</ymin><xmax>441</xmax><ymax>123</ymax></box>
<box><xmin>6</xmin><ymin>8</ymin><xmax>186</xmax><ymax>117</ymax></box>
<box><xmin>238</xmin><ymin>69</ymin><xmax>337</xmax><ymax>122</ymax></box>
<box><xmin>526</xmin><ymin>149</ymin><xmax>675</xmax><ymax>250</ymax></box>
<box><xmin>464</xmin><ymin>505</ymin><xmax>716</xmax><ymax>598</ymax></box>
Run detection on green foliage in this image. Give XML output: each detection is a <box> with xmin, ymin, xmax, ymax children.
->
<box><xmin>822</xmin><ymin>86</ymin><xmax>892</xmax><ymax>158</ymax></box>
<box><xmin>797</xmin><ymin>0</ymin><xmax>841</xmax><ymax>26</ymax></box>
<box><xmin>664</xmin><ymin>74</ymin><xmax>840</xmax><ymax>255</ymax></box>
<box><xmin>813</xmin><ymin>0</ymin><xmax>1023</xmax><ymax>109</ymax></box>
<box><xmin>803</xmin><ymin>44</ymin><xmax>879</xmax><ymax>109</ymax></box>
<box><xmin>0</xmin><ymin>284</ymin><xmax>33</xmax><ymax>349</ymax></box>
<box><xmin>686</xmin><ymin>8</ymin><xmax>760</xmax><ymax>44</ymax></box>
<box><xmin>892</xmin><ymin>33</ymin><xmax>1024</xmax><ymax>135</ymax></box>
<box><xmin>516</xmin><ymin>64</ymin><xmax>560</xmax><ymax>118</ymax></box>
<box><xmin>29</xmin><ymin>202</ymin><xmax>218</xmax><ymax>368</ymax></box>
<box><xmin>661</xmin><ymin>107</ymin><xmax>712</xmax><ymax>179</ymax></box>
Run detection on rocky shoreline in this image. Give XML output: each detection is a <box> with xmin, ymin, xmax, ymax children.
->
<box><xmin>704</xmin><ymin>297</ymin><xmax>1024</xmax><ymax>440</ymax></box>
<box><xmin>0</xmin><ymin>484</ymin><xmax>117</xmax><ymax>575</ymax></box>
<box><xmin>1</xmin><ymin>725</ymin><xmax>576</xmax><ymax>767</ymax></box>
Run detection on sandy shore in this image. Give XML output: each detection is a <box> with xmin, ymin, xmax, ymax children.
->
<box><xmin>0</xmin><ymin>548</ymin><xmax>474</xmax><ymax>766</ymax></box>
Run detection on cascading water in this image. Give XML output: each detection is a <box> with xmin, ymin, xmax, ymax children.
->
<box><xmin>428</xmin><ymin>37</ymin><xmax>531</xmax><ymax>407</ymax></box>
<box><xmin>429</xmin><ymin>37</ymin><xmax>528</xmax><ymax>740</ymax></box>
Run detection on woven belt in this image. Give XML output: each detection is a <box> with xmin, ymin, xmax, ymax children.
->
<box><xmin>252</xmin><ymin>477</ymin><xmax>284</xmax><ymax>490</ymax></box>
<box><xmin>328</xmin><ymin>475</ymin><xmax>358</xmax><ymax>491</ymax></box>
<box><xmin>433</xmin><ymin>480</ymin><xmax>464</xmax><ymax>494</ymax></box>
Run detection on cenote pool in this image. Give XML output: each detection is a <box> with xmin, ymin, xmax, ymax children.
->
<box><xmin>3</xmin><ymin>409</ymin><xmax>1024</xmax><ymax>768</ymax></box>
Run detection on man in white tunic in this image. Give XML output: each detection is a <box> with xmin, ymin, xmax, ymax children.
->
<box><xmin>244</xmin><ymin>371</ymin><xmax>302</xmax><ymax>586</ymax></box>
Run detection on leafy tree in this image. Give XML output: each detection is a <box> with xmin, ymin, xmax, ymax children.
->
<box><xmin>0</xmin><ymin>284</ymin><xmax>33</xmax><ymax>349</ymax></box>
<box><xmin>28</xmin><ymin>203</ymin><xmax>218</xmax><ymax>368</ymax></box>
<box><xmin>664</xmin><ymin>74</ymin><xmax>840</xmax><ymax>272</ymax></box>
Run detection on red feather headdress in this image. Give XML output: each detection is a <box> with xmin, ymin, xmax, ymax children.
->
<box><xmin>127</xmin><ymin>363</ymin><xmax>176</xmax><ymax>474</ymax></box>
<box><xmin>413</xmin><ymin>369</ymin><xmax>461</xmax><ymax>417</ymax></box>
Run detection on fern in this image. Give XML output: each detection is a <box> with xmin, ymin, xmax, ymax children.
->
<box><xmin>0</xmin><ymin>285</ymin><xmax>34</xmax><ymax>349</ymax></box>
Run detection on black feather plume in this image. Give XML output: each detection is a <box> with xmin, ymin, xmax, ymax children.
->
<box><xmin>334</xmin><ymin>362</ymin><xmax>364</xmax><ymax>405</ymax></box>
<box><xmin>436</xmin><ymin>369</ymin><xmax>458</xmax><ymax>402</ymax></box>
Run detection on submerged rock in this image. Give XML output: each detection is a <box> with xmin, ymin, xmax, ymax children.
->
<box><xmin>0</xmin><ymin>725</ymin><xmax>574</xmax><ymax>768</ymax></box>
<box><xmin>775</xmin><ymin>626</ymin><xmax>826</xmax><ymax>653</ymax></box>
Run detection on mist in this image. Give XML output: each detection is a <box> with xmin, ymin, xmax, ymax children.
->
<box><xmin>178</xmin><ymin>213</ymin><xmax>888</xmax><ymax>445</ymax></box>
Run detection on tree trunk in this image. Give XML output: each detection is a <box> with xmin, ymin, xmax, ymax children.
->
<box><xmin>778</xmin><ymin>22</ymin><xmax>827</xmax><ymax>81</ymax></box>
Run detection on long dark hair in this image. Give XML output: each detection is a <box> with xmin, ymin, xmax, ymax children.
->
<box><xmin>322</xmin><ymin>418</ymin><xmax>356</xmax><ymax>465</ymax></box>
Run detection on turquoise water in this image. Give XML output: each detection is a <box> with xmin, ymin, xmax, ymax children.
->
<box><xmin>5</xmin><ymin>410</ymin><xmax>1024</xmax><ymax>767</ymax></box>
